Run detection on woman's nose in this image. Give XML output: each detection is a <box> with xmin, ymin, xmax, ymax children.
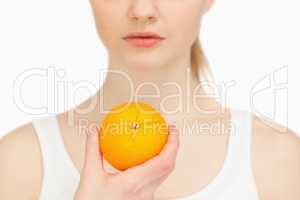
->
<box><xmin>128</xmin><ymin>0</ymin><xmax>159</xmax><ymax>23</ymax></box>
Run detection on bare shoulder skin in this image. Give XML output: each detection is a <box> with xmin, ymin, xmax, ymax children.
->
<box><xmin>0</xmin><ymin>122</ymin><xmax>42</xmax><ymax>200</ymax></box>
<box><xmin>252</xmin><ymin>114</ymin><xmax>300</xmax><ymax>200</ymax></box>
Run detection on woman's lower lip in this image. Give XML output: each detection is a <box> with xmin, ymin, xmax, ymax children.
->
<box><xmin>124</xmin><ymin>37</ymin><xmax>164</xmax><ymax>48</ymax></box>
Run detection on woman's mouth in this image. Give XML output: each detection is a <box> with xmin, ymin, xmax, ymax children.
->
<box><xmin>122</xmin><ymin>32</ymin><xmax>165</xmax><ymax>48</ymax></box>
<box><xmin>124</xmin><ymin>37</ymin><xmax>165</xmax><ymax>48</ymax></box>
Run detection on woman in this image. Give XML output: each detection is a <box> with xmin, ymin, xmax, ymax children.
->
<box><xmin>0</xmin><ymin>0</ymin><xmax>299</xmax><ymax>199</ymax></box>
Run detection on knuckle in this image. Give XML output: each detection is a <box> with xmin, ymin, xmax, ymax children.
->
<box><xmin>122</xmin><ymin>183</ymin><xmax>139</xmax><ymax>198</ymax></box>
<box><xmin>170</xmin><ymin>138</ymin><xmax>180</xmax><ymax>151</ymax></box>
<box><xmin>119</xmin><ymin>176</ymin><xmax>140</xmax><ymax>196</ymax></box>
<box><xmin>159</xmin><ymin>160</ymin><xmax>175</xmax><ymax>173</ymax></box>
<box><xmin>173</xmin><ymin>135</ymin><xmax>180</xmax><ymax>148</ymax></box>
<box><xmin>162</xmin><ymin>146</ymin><xmax>177</xmax><ymax>161</ymax></box>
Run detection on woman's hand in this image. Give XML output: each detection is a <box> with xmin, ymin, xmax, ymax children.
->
<box><xmin>74</xmin><ymin>122</ymin><xmax>180</xmax><ymax>200</ymax></box>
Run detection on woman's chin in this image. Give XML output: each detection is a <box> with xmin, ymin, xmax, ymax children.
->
<box><xmin>124</xmin><ymin>59</ymin><xmax>164</xmax><ymax>71</ymax></box>
<box><xmin>129</xmin><ymin>64</ymin><xmax>159</xmax><ymax>72</ymax></box>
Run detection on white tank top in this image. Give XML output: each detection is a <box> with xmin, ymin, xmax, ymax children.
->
<box><xmin>32</xmin><ymin>109</ymin><xmax>260</xmax><ymax>200</ymax></box>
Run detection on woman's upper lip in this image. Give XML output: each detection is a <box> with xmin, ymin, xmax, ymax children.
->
<box><xmin>123</xmin><ymin>32</ymin><xmax>165</xmax><ymax>39</ymax></box>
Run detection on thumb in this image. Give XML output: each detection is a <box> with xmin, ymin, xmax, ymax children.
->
<box><xmin>121</xmin><ymin>124</ymin><xmax>180</xmax><ymax>186</ymax></box>
<box><xmin>82</xmin><ymin>122</ymin><xmax>105</xmax><ymax>177</ymax></box>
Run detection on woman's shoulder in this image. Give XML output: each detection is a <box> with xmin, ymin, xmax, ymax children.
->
<box><xmin>250</xmin><ymin>113</ymin><xmax>300</xmax><ymax>200</ymax></box>
<box><xmin>0</xmin><ymin>121</ymin><xmax>42</xmax><ymax>199</ymax></box>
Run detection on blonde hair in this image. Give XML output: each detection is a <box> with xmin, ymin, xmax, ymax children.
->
<box><xmin>191</xmin><ymin>37</ymin><xmax>214</xmax><ymax>84</ymax></box>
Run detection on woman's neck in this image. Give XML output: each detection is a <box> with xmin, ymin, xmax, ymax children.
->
<box><xmin>68</xmin><ymin>54</ymin><xmax>221</xmax><ymax>127</ymax></box>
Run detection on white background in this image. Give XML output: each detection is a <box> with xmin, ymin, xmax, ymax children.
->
<box><xmin>0</xmin><ymin>0</ymin><xmax>299</xmax><ymax>138</ymax></box>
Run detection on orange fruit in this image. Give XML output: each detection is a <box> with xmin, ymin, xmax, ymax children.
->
<box><xmin>99</xmin><ymin>101</ymin><xmax>169</xmax><ymax>171</ymax></box>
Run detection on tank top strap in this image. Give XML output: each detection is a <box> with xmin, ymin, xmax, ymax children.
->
<box><xmin>224</xmin><ymin>109</ymin><xmax>259</xmax><ymax>199</ymax></box>
<box><xmin>226</xmin><ymin>109</ymin><xmax>253</xmax><ymax>169</ymax></box>
<box><xmin>32</xmin><ymin>115</ymin><xmax>79</xmax><ymax>199</ymax></box>
<box><xmin>177</xmin><ymin>109</ymin><xmax>259</xmax><ymax>200</ymax></box>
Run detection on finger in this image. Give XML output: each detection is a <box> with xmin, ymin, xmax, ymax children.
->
<box><xmin>120</xmin><ymin>124</ymin><xmax>180</xmax><ymax>187</ymax></box>
<box><xmin>82</xmin><ymin>122</ymin><xmax>105</xmax><ymax>177</ymax></box>
<box><xmin>158</xmin><ymin>124</ymin><xmax>180</xmax><ymax>160</ymax></box>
